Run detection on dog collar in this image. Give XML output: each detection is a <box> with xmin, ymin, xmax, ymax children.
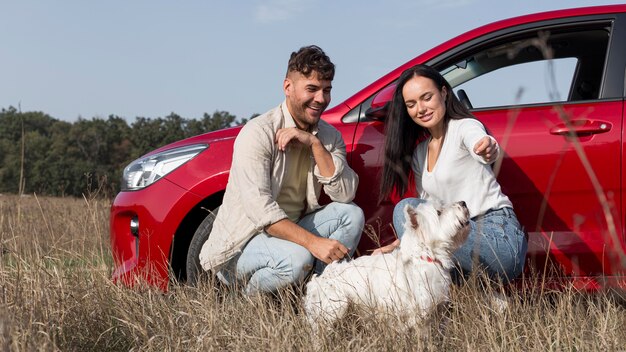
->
<box><xmin>420</xmin><ymin>255</ymin><xmax>440</xmax><ymax>265</ymax></box>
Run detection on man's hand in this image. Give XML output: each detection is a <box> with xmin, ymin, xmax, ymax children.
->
<box><xmin>275</xmin><ymin>127</ymin><xmax>335</xmax><ymax>176</ymax></box>
<box><xmin>266</xmin><ymin>219</ymin><xmax>348</xmax><ymax>264</ymax></box>
<box><xmin>473</xmin><ymin>136</ymin><xmax>498</xmax><ymax>163</ymax></box>
<box><xmin>275</xmin><ymin>127</ymin><xmax>315</xmax><ymax>151</ymax></box>
<box><xmin>307</xmin><ymin>236</ymin><xmax>350</xmax><ymax>264</ymax></box>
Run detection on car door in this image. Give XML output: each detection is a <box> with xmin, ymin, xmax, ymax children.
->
<box><xmin>348</xmin><ymin>12</ymin><xmax>626</xmax><ymax>284</ymax></box>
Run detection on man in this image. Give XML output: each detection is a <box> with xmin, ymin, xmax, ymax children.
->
<box><xmin>199</xmin><ymin>45</ymin><xmax>364</xmax><ymax>295</ymax></box>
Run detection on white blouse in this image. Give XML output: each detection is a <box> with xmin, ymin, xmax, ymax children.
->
<box><xmin>411</xmin><ymin>118</ymin><xmax>513</xmax><ymax>218</ymax></box>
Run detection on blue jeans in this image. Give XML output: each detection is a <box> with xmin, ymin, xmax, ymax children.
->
<box><xmin>219</xmin><ymin>202</ymin><xmax>364</xmax><ymax>295</ymax></box>
<box><xmin>393</xmin><ymin>198</ymin><xmax>528</xmax><ymax>283</ymax></box>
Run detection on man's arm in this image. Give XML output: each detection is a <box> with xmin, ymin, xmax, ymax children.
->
<box><xmin>273</xmin><ymin>127</ymin><xmax>353</xmax><ymax>263</ymax></box>
<box><xmin>314</xmin><ymin>126</ymin><xmax>359</xmax><ymax>202</ymax></box>
<box><xmin>310</xmin><ymin>137</ymin><xmax>335</xmax><ymax>177</ymax></box>
<box><xmin>275</xmin><ymin>127</ymin><xmax>334</xmax><ymax>176</ymax></box>
<box><xmin>231</xmin><ymin>123</ymin><xmax>289</xmax><ymax>231</ymax></box>
<box><xmin>265</xmin><ymin>219</ymin><xmax>349</xmax><ymax>264</ymax></box>
<box><xmin>275</xmin><ymin>126</ymin><xmax>358</xmax><ymax>203</ymax></box>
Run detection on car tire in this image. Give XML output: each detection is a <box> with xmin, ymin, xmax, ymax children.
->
<box><xmin>186</xmin><ymin>207</ymin><xmax>219</xmax><ymax>286</ymax></box>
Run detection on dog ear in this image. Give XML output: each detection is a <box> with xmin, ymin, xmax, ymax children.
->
<box><xmin>404</xmin><ymin>205</ymin><xmax>419</xmax><ymax>230</ymax></box>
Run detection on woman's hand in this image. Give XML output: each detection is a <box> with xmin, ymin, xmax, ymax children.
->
<box><xmin>371</xmin><ymin>239</ymin><xmax>400</xmax><ymax>255</ymax></box>
<box><xmin>473</xmin><ymin>136</ymin><xmax>499</xmax><ymax>163</ymax></box>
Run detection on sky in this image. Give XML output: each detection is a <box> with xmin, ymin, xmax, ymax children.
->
<box><xmin>1</xmin><ymin>0</ymin><xmax>624</xmax><ymax>123</ymax></box>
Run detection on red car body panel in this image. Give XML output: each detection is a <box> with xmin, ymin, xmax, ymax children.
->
<box><xmin>110</xmin><ymin>5</ymin><xmax>626</xmax><ymax>290</ymax></box>
<box><xmin>111</xmin><ymin>132</ymin><xmax>237</xmax><ymax>289</ymax></box>
<box><xmin>111</xmin><ymin>179</ymin><xmax>200</xmax><ymax>288</ymax></box>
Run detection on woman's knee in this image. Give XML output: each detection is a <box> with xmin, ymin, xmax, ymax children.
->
<box><xmin>394</xmin><ymin>197</ymin><xmax>421</xmax><ymax>211</ymax></box>
<box><xmin>393</xmin><ymin>198</ymin><xmax>426</xmax><ymax>218</ymax></box>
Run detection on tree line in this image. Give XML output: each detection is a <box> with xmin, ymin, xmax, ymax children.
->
<box><xmin>0</xmin><ymin>106</ymin><xmax>253</xmax><ymax>198</ymax></box>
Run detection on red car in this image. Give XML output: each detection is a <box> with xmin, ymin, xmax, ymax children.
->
<box><xmin>111</xmin><ymin>5</ymin><xmax>626</xmax><ymax>290</ymax></box>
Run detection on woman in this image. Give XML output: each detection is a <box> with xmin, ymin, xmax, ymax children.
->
<box><xmin>377</xmin><ymin>64</ymin><xmax>527</xmax><ymax>283</ymax></box>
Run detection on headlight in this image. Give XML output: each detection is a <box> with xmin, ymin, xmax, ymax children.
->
<box><xmin>121</xmin><ymin>144</ymin><xmax>208</xmax><ymax>191</ymax></box>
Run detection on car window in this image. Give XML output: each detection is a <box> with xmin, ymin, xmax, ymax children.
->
<box><xmin>440</xmin><ymin>25</ymin><xmax>611</xmax><ymax>109</ymax></box>
<box><xmin>348</xmin><ymin>21</ymin><xmax>613</xmax><ymax>123</ymax></box>
<box><xmin>343</xmin><ymin>95</ymin><xmax>374</xmax><ymax>123</ymax></box>
<box><xmin>452</xmin><ymin>58</ymin><xmax>577</xmax><ymax>108</ymax></box>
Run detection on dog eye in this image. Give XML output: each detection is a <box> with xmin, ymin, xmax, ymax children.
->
<box><xmin>437</xmin><ymin>210</ymin><xmax>442</xmax><ymax>216</ymax></box>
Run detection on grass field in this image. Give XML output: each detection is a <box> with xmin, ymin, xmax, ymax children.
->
<box><xmin>0</xmin><ymin>194</ymin><xmax>624</xmax><ymax>351</ymax></box>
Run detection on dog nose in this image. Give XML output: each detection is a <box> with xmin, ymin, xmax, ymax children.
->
<box><xmin>459</xmin><ymin>201</ymin><xmax>466</xmax><ymax>207</ymax></box>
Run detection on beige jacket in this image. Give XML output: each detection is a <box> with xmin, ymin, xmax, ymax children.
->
<box><xmin>199</xmin><ymin>102</ymin><xmax>359</xmax><ymax>271</ymax></box>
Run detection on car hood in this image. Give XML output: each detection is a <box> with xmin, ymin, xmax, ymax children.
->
<box><xmin>143</xmin><ymin>125</ymin><xmax>243</xmax><ymax>158</ymax></box>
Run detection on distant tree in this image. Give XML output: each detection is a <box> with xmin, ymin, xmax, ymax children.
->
<box><xmin>0</xmin><ymin>107</ymin><xmax>66</xmax><ymax>195</ymax></box>
<box><xmin>0</xmin><ymin>106</ymin><xmax>245</xmax><ymax>197</ymax></box>
<box><xmin>63</xmin><ymin>116</ymin><xmax>133</xmax><ymax>195</ymax></box>
<box><xmin>187</xmin><ymin>110</ymin><xmax>237</xmax><ymax>136</ymax></box>
<box><xmin>237</xmin><ymin>113</ymin><xmax>260</xmax><ymax>125</ymax></box>
<box><xmin>130</xmin><ymin>113</ymin><xmax>190</xmax><ymax>156</ymax></box>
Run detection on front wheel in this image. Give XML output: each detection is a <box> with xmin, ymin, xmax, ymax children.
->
<box><xmin>186</xmin><ymin>207</ymin><xmax>219</xmax><ymax>285</ymax></box>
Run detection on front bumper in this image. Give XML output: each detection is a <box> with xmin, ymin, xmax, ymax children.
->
<box><xmin>110</xmin><ymin>177</ymin><xmax>202</xmax><ymax>290</ymax></box>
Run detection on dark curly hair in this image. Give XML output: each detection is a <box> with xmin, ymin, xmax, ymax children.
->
<box><xmin>286</xmin><ymin>45</ymin><xmax>335</xmax><ymax>81</ymax></box>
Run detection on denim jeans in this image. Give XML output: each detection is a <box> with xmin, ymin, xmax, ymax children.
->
<box><xmin>218</xmin><ymin>202</ymin><xmax>364</xmax><ymax>295</ymax></box>
<box><xmin>393</xmin><ymin>198</ymin><xmax>528</xmax><ymax>283</ymax></box>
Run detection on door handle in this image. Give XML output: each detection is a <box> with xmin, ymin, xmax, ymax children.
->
<box><xmin>549</xmin><ymin>120</ymin><xmax>612</xmax><ymax>136</ymax></box>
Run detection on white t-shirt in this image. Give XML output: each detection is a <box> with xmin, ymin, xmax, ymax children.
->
<box><xmin>411</xmin><ymin>118</ymin><xmax>513</xmax><ymax>218</ymax></box>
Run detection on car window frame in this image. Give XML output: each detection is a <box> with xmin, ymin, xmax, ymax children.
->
<box><xmin>425</xmin><ymin>14</ymin><xmax>626</xmax><ymax>102</ymax></box>
<box><xmin>442</xmin><ymin>27</ymin><xmax>608</xmax><ymax>109</ymax></box>
<box><xmin>343</xmin><ymin>12</ymin><xmax>626</xmax><ymax>124</ymax></box>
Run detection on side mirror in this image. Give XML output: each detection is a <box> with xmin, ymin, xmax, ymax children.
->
<box><xmin>364</xmin><ymin>84</ymin><xmax>397</xmax><ymax>121</ymax></box>
<box><xmin>364</xmin><ymin>102</ymin><xmax>389</xmax><ymax>120</ymax></box>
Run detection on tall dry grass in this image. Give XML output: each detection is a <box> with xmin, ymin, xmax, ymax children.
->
<box><xmin>0</xmin><ymin>194</ymin><xmax>624</xmax><ymax>351</ymax></box>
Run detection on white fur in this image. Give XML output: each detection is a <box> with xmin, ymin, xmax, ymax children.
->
<box><xmin>303</xmin><ymin>201</ymin><xmax>470</xmax><ymax>332</ymax></box>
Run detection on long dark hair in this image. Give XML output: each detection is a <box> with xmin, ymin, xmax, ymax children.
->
<box><xmin>378</xmin><ymin>64</ymin><xmax>474</xmax><ymax>203</ymax></box>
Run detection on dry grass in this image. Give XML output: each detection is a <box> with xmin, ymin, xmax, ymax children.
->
<box><xmin>0</xmin><ymin>194</ymin><xmax>624</xmax><ymax>351</ymax></box>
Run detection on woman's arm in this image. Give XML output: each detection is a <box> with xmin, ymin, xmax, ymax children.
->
<box><xmin>460</xmin><ymin>119</ymin><xmax>500</xmax><ymax>164</ymax></box>
<box><xmin>473</xmin><ymin>135</ymin><xmax>499</xmax><ymax>163</ymax></box>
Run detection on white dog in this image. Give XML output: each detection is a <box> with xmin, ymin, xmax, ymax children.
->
<box><xmin>303</xmin><ymin>201</ymin><xmax>470</xmax><ymax>332</ymax></box>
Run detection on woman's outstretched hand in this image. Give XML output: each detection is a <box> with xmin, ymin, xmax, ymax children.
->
<box><xmin>473</xmin><ymin>136</ymin><xmax>499</xmax><ymax>163</ymax></box>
